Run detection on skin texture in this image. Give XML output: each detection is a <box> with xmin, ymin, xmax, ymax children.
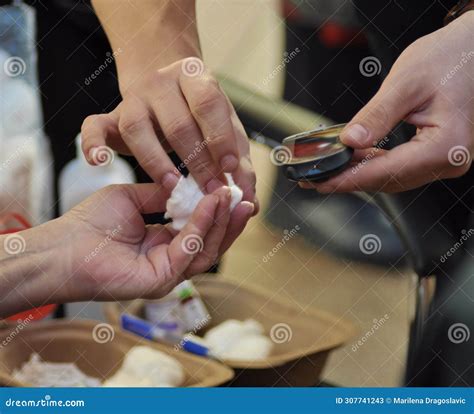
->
<box><xmin>301</xmin><ymin>11</ymin><xmax>474</xmax><ymax>193</ymax></box>
<box><xmin>0</xmin><ymin>184</ymin><xmax>254</xmax><ymax>318</ymax></box>
<box><xmin>82</xmin><ymin>0</ymin><xmax>258</xmax><ymax>211</ymax></box>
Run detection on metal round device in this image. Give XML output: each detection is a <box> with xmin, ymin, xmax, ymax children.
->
<box><xmin>281</xmin><ymin>123</ymin><xmax>353</xmax><ymax>182</ymax></box>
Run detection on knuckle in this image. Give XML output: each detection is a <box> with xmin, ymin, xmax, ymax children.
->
<box><xmin>189</xmin><ymin>157</ymin><xmax>215</xmax><ymax>177</ymax></box>
<box><xmin>192</xmin><ymin>84</ymin><xmax>222</xmax><ymax>118</ymax></box>
<box><xmin>140</xmin><ymin>148</ymin><xmax>165</xmax><ymax>176</ymax></box>
<box><xmin>206</xmin><ymin>133</ymin><xmax>230</xmax><ymax>149</ymax></box>
<box><xmin>119</xmin><ymin>113</ymin><xmax>148</xmax><ymax>137</ymax></box>
<box><xmin>166</xmin><ymin>115</ymin><xmax>197</xmax><ymax>141</ymax></box>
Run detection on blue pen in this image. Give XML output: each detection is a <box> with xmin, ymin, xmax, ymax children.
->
<box><xmin>120</xmin><ymin>314</ymin><xmax>216</xmax><ymax>359</ymax></box>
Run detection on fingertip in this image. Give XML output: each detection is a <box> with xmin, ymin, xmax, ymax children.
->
<box><xmin>220</xmin><ymin>154</ymin><xmax>239</xmax><ymax>172</ymax></box>
<box><xmin>252</xmin><ymin>198</ymin><xmax>260</xmax><ymax>216</ymax></box>
<box><xmin>240</xmin><ymin>201</ymin><xmax>255</xmax><ymax>217</ymax></box>
<box><xmin>86</xmin><ymin>147</ymin><xmax>96</xmax><ymax>165</ymax></box>
<box><xmin>162</xmin><ymin>172</ymin><xmax>180</xmax><ymax>192</ymax></box>
<box><xmin>214</xmin><ymin>186</ymin><xmax>232</xmax><ymax>208</ymax></box>
<box><xmin>340</xmin><ymin>123</ymin><xmax>372</xmax><ymax>148</ymax></box>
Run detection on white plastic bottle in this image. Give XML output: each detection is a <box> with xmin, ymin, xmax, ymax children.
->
<box><xmin>60</xmin><ymin>134</ymin><xmax>135</xmax><ymax>320</ymax></box>
<box><xmin>59</xmin><ymin>134</ymin><xmax>135</xmax><ymax>214</ymax></box>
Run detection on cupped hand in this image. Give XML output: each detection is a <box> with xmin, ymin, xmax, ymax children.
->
<box><xmin>302</xmin><ymin>12</ymin><xmax>474</xmax><ymax>193</ymax></box>
<box><xmin>80</xmin><ymin>57</ymin><xmax>258</xmax><ymax>212</ymax></box>
<box><xmin>60</xmin><ymin>183</ymin><xmax>254</xmax><ymax>302</ymax></box>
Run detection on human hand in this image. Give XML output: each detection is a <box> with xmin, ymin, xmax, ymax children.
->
<box><xmin>301</xmin><ymin>12</ymin><xmax>474</xmax><ymax>193</ymax></box>
<box><xmin>61</xmin><ymin>183</ymin><xmax>253</xmax><ymax>302</ymax></box>
<box><xmin>0</xmin><ymin>183</ymin><xmax>254</xmax><ymax>317</ymax></box>
<box><xmin>80</xmin><ymin>57</ymin><xmax>258</xmax><ymax>212</ymax></box>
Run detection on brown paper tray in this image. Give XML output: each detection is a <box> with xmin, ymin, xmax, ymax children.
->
<box><xmin>0</xmin><ymin>319</ymin><xmax>233</xmax><ymax>387</ymax></box>
<box><xmin>104</xmin><ymin>275</ymin><xmax>356</xmax><ymax>386</ymax></box>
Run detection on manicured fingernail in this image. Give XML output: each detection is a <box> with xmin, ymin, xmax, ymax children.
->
<box><xmin>240</xmin><ymin>201</ymin><xmax>255</xmax><ymax>216</ymax></box>
<box><xmin>206</xmin><ymin>178</ymin><xmax>224</xmax><ymax>194</ymax></box>
<box><xmin>220</xmin><ymin>155</ymin><xmax>239</xmax><ymax>172</ymax></box>
<box><xmin>341</xmin><ymin>124</ymin><xmax>370</xmax><ymax>146</ymax></box>
<box><xmin>162</xmin><ymin>172</ymin><xmax>179</xmax><ymax>191</ymax></box>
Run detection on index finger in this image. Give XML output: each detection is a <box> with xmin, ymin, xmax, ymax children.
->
<box><xmin>179</xmin><ymin>59</ymin><xmax>240</xmax><ymax>173</ymax></box>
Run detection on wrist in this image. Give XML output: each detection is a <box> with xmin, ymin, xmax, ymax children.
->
<box><xmin>92</xmin><ymin>0</ymin><xmax>201</xmax><ymax>91</ymax></box>
<box><xmin>0</xmin><ymin>219</ymin><xmax>70</xmax><ymax>318</ymax></box>
<box><xmin>116</xmin><ymin>32</ymin><xmax>201</xmax><ymax>92</ymax></box>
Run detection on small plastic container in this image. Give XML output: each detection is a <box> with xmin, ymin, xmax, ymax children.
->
<box><xmin>104</xmin><ymin>275</ymin><xmax>356</xmax><ymax>387</ymax></box>
<box><xmin>0</xmin><ymin>319</ymin><xmax>233</xmax><ymax>387</ymax></box>
<box><xmin>281</xmin><ymin>123</ymin><xmax>353</xmax><ymax>182</ymax></box>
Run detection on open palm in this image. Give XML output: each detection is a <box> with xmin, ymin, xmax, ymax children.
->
<box><xmin>60</xmin><ymin>183</ymin><xmax>249</xmax><ymax>302</ymax></box>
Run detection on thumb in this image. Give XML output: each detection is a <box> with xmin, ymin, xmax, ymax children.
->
<box><xmin>340</xmin><ymin>79</ymin><xmax>411</xmax><ymax>149</ymax></box>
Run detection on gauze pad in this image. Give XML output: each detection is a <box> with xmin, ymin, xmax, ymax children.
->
<box><xmin>165</xmin><ymin>173</ymin><xmax>243</xmax><ymax>231</ymax></box>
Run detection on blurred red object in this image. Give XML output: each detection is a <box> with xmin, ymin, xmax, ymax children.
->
<box><xmin>319</xmin><ymin>22</ymin><xmax>367</xmax><ymax>48</ymax></box>
<box><xmin>0</xmin><ymin>213</ymin><xmax>57</xmax><ymax>322</ymax></box>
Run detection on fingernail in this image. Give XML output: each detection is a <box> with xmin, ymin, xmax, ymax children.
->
<box><xmin>240</xmin><ymin>201</ymin><xmax>255</xmax><ymax>216</ymax></box>
<box><xmin>224</xmin><ymin>186</ymin><xmax>232</xmax><ymax>199</ymax></box>
<box><xmin>162</xmin><ymin>172</ymin><xmax>179</xmax><ymax>191</ymax></box>
<box><xmin>206</xmin><ymin>178</ymin><xmax>224</xmax><ymax>194</ymax></box>
<box><xmin>216</xmin><ymin>186</ymin><xmax>232</xmax><ymax>200</ymax></box>
<box><xmin>220</xmin><ymin>155</ymin><xmax>239</xmax><ymax>172</ymax></box>
<box><xmin>252</xmin><ymin>198</ymin><xmax>259</xmax><ymax>215</ymax></box>
<box><xmin>87</xmin><ymin>148</ymin><xmax>95</xmax><ymax>164</ymax></box>
<box><xmin>341</xmin><ymin>124</ymin><xmax>370</xmax><ymax>146</ymax></box>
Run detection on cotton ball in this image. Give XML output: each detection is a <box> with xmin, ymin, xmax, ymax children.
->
<box><xmin>222</xmin><ymin>335</ymin><xmax>273</xmax><ymax>360</ymax></box>
<box><xmin>204</xmin><ymin>319</ymin><xmax>249</xmax><ymax>356</ymax></box>
<box><xmin>204</xmin><ymin>319</ymin><xmax>272</xmax><ymax>360</ymax></box>
<box><xmin>103</xmin><ymin>371</ymin><xmax>156</xmax><ymax>387</ymax></box>
<box><xmin>165</xmin><ymin>173</ymin><xmax>243</xmax><ymax>231</ymax></box>
<box><xmin>108</xmin><ymin>346</ymin><xmax>185</xmax><ymax>387</ymax></box>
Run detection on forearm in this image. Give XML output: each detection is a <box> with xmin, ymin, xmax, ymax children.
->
<box><xmin>0</xmin><ymin>219</ymin><xmax>72</xmax><ymax>318</ymax></box>
<box><xmin>91</xmin><ymin>0</ymin><xmax>201</xmax><ymax>90</ymax></box>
